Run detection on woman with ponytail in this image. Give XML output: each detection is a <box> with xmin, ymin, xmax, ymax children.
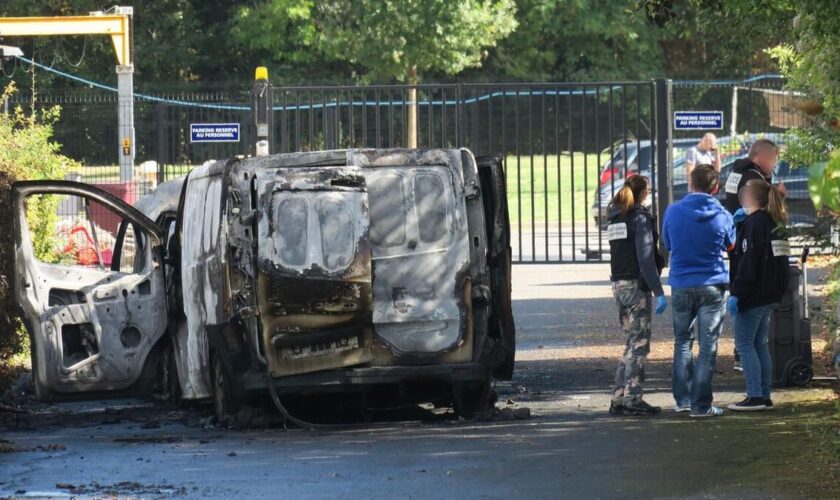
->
<box><xmin>606</xmin><ymin>175</ymin><xmax>666</xmax><ymax>416</ymax></box>
<box><xmin>727</xmin><ymin>179</ymin><xmax>791</xmax><ymax>411</ymax></box>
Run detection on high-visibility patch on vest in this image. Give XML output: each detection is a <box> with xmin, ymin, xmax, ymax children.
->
<box><xmin>607</xmin><ymin>222</ymin><xmax>628</xmax><ymax>241</ymax></box>
<box><xmin>608</xmin><ymin>206</ymin><xmax>663</xmax><ymax>292</ymax></box>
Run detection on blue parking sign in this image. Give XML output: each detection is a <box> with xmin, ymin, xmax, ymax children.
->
<box><xmin>190</xmin><ymin>123</ymin><xmax>240</xmax><ymax>143</ymax></box>
<box><xmin>673</xmin><ymin>111</ymin><xmax>723</xmax><ymax>130</ymax></box>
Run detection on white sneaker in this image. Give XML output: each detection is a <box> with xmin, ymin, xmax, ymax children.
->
<box><xmin>673</xmin><ymin>405</ymin><xmax>691</xmax><ymax>413</ymax></box>
<box><xmin>690</xmin><ymin>406</ymin><xmax>724</xmax><ymax>418</ymax></box>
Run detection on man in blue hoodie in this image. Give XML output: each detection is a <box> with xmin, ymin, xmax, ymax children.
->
<box><xmin>662</xmin><ymin>164</ymin><xmax>736</xmax><ymax>418</ymax></box>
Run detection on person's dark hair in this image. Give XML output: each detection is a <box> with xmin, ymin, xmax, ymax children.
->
<box><xmin>690</xmin><ymin>164</ymin><xmax>718</xmax><ymax>194</ymax></box>
<box><xmin>748</xmin><ymin>138</ymin><xmax>778</xmax><ymax>159</ymax></box>
<box><xmin>611</xmin><ymin>175</ymin><xmax>649</xmax><ymax>215</ymax></box>
<box><xmin>743</xmin><ymin>179</ymin><xmax>787</xmax><ymax>225</ymax></box>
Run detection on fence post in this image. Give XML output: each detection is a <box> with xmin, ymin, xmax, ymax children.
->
<box><xmin>455</xmin><ymin>83</ymin><xmax>462</xmax><ymax>147</ymax></box>
<box><xmin>654</xmin><ymin>78</ymin><xmax>673</xmax><ymax>232</ymax></box>
<box><xmin>155</xmin><ymin>103</ymin><xmax>166</xmax><ymax>184</ymax></box>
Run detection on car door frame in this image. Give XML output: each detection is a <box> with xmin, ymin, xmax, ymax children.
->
<box><xmin>12</xmin><ymin>180</ymin><xmax>167</xmax><ymax>399</ymax></box>
<box><xmin>475</xmin><ymin>154</ymin><xmax>516</xmax><ymax>380</ymax></box>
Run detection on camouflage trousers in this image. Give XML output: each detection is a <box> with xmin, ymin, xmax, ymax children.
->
<box><xmin>611</xmin><ymin>279</ymin><xmax>652</xmax><ymax>404</ymax></box>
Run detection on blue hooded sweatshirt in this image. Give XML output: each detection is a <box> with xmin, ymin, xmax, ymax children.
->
<box><xmin>662</xmin><ymin>193</ymin><xmax>735</xmax><ymax>288</ymax></box>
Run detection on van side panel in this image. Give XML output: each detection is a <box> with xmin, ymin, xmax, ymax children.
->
<box><xmin>178</xmin><ymin>166</ymin><xmax>226</xmax><ymax>399</ymax></box>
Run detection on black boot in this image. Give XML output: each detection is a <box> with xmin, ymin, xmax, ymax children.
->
<box><xmin>608</xmin><ymin>400</ymin><xmax>625</xmax><ymax>415</ymax></box>
<box><xmin>622</xmin><ymin>399</ymin><xmax>661</xmax><ymax>416</ymax></box>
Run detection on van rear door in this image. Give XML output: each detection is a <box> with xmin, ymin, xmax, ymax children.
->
<box><xmin>363</xmin><ymin>157</ymin><xmax>472</xmax><ymax>357</ymax></box>
<box><xmin>476</xmin><ymin>155</ymin><xmax>516</xmax><ymax>379</ymax></box>
<box><xmin>254</xmin><ymin>167</ymin><xmax>374</xmax><ymax>377</ymax></box>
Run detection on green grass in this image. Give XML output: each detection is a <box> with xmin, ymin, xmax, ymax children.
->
<box><xmin>71</xmin><ymin>155</ymin><xmax>601</xmax><ymax>225</ymax></box>
<box><xmin>505</xmin><ymin>153</ymin><xmax>601</xmax><ymax>226</ymax></box>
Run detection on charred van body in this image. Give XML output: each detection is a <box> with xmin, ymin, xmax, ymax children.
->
<box><xmin>13</xmin><ymin>149</ymin><xmax>515</xmax><ymax>420</ymax></box>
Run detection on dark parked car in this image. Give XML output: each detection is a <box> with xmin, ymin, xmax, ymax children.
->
<box><xmin>593</xmin><ymin>134</ymin><xmax>816</xmax><ymax>228</ymax></box>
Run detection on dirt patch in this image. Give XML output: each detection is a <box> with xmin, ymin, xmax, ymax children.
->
<box><xmin>474</xmin><ymin>404</ymin><xmax>531</xmax><ymax>422</ymax></box>
<box><xmin>0</xmin><ymin>441</ymin><xmax>65</xmax><ymax>453</ymax></box>
<box><xmin>54</xmin><ymin>481</ymin><xmax>187</xmax><ymax>497</ymax></box>
<box><xmin>113</xmin><ymin>435</ymin><xmax>183</xmax><ymax>444</ymax></box>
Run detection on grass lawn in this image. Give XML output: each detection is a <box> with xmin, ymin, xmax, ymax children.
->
<box><xmin>71</xmin><ymin>154</ymin><xmax>602</xmax><ymax>225</ymax></box>
<box><xmin>505</xmin><ymin>153</ymin><xmax>602</xmax><ymax>226</ymax></box>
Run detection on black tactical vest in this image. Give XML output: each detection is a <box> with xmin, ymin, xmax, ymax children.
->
<box><xmin>608</xmin><ymin>206</ymin><xmax>663</xmax><ymax>291</ymax></box>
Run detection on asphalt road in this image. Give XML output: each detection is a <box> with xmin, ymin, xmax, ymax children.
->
<box><xmin>1</xmin><ymin>264</ymin><xmax>838</xmax><ymax>499</ymax></box>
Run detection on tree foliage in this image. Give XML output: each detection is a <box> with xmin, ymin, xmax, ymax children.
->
<box><xmin>633</xmin><ymin>0</ymin><xmax>794</xmax><ymax>78</ymax></box>
<box><xmin>314</xmin><ymin>0</ymin><xmax>518</xmax><ymax>84</ymax></box>
<box><xmin>0</xmin><ymin>82</ymin><xmax>77</xmax><ymax>360</ymax></box>
<box><xmin>475</xmin><ymin>0</ymin><xmax>665</xmax><ymax>82</ymax></box>
<box><xmin>761</xmin><ymin>1</ymin><xmax>840</xmax><ymax>213</ymax></box>
<box><xmin>2</xmin><ymin>0</ymin><xmax>792</xmax><ymax>86</ymax></box>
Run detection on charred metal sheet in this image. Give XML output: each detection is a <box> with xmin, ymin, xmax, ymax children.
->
<box><xmin>361</xmin><ymin>159</ymin><xmax>472</xmax><ymax>357</ymax></box>
<box><xmin>133</xmin><ymin>177</ymin><xmax>185</xmax><ymax>222</ymax></box>
<box><xmin>253</xmin><ymin>164</ymin><xmax>374</xmax><ymax>377</ymax></box>
<box><xmin>177</xmin><ymin>163</ymin><xmax>226</xmax><ymax>399</ymax></box>
<box><xmin>12</xmin><ymin>181</ymin><xmax>167</xmax><ymax>395</ymax></box>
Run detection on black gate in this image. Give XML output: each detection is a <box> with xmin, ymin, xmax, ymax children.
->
<box><xmin>10</xmin><ymin>79</ymin><xmax>677</xmax><ymax>263</ymax></box>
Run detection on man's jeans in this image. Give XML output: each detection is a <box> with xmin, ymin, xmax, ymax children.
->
<box><xmin>734</xmin><ymin>304</ymin><xmax>774</xmax><ymax>399</ymax></box>
<box><xmin>671</xmin><ymin>285</ymin><xmax>727</xmax><ymax>413</ymax></box>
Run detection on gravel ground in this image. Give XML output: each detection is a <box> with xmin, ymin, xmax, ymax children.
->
<box><xmin>0</xmin><ymin>263</ymin><xmax>838</xmax><ymax>499</ymax></box>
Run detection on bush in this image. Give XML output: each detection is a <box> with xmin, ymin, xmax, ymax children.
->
<box><xmin>0</xmin><ymin>82</ymin><xmax>79</xmax><ymax>361</ymax></box>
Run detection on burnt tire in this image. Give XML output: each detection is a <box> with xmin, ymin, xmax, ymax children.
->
<box><xmin>211</xmin><ymin>351</ymin><xmax>240</xmax><ymax>421</ymax></box>
<box><xmin>452</xmin><ymin>377</ymin><xmax>492</xmax><ymax>419</ymax></box>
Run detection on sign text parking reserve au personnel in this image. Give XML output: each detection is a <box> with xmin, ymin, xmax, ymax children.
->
<box><xmin>190</xmin><ymin>123</ymin><xmax>241</xmax><ymax>143</ymax></box>
<box><xmin>673</xmin><ymin>111</ymin><xmax>724</xmax><ymax>131</ymax></box>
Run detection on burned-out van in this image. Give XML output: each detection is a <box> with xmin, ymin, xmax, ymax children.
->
<box><xmin>13</xmin><ymin>149</ymin><xmax>514</xmax><ymax>420</ymax></box>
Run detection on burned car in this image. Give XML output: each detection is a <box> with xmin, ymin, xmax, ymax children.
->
<box><xmin>13</xmin><ymin>149</ymin><xmax>515</xmax><ymax>420</ymax></box>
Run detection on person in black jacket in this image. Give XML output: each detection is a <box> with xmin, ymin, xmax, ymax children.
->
<box><xmin>723</xmin><ymin>138</ymin><xmax>783</xmax><ymax>371</ymax></box>
<box><xmin>724</xmin><ymin>138</ymin><xmax>784</xmax><ymax>214</ymax></box>
<box><xmin>607</xmin><ymin>175</ymin><xmax>667</xmax><ymax>416</ymax></box>
<box><xmin>726</xmin><ymin>179</ymin><xmax>791</xmax><ymax>411</ymax></box>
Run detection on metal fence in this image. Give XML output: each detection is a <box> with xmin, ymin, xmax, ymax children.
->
<box><xmin>7</xmin><ymin>75</ymin><xmax>809</xmax><ymax>263</ymax></box>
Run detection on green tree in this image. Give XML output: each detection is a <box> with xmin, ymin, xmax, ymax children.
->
<box><xmin>0</xmin><ymin>82</ymin><xmax>77</xmax><ymax>361</ymax></box>
<box><xmin>0</xmin><ymin>0</ymin><xmax>251</xmax><ymax>88</ymax></box>
<box><xmin>315</xmin><ymin>0</ymin><xmax>517</xmax><ymax>146</ymax></box>
<box><xmin>633</xmin><ymin>0</ymin><xmax>795</xmax><ymax>78</ymax></box>
<box><xmin>764</xmin><ymin>1</ymin><xmax>840</xmax><ymax>214</ymax></box>
<box><xmin>474</xmin><ymin>0</ymin><xmax>665</xmax><ymax>82</ymax></box>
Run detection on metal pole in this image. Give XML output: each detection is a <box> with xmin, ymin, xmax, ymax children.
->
<box><xmin>117</xmin><ymin>64</ymin><xmax>134</xmax><ymax>181</ymax></box>
<box><xmin>730</xmin><ymin>86</ymin><xmax>739</xmax><ymax>138</ymax></box>
<box><xmin>252</xmin><ymin>66</ymin><xmax>272</xmax><ymax>156</ymax></box>
<box><xmin>654</xmin><ymin>79</ymin><xmax>673</xmax><ymax>241</ymax></box>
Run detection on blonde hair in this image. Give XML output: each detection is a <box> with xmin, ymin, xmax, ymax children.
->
<box><xmin>744</xmin><ymin>179</ymin><xmax>787</xmax><ymax>225</ymax></box>
<box><xmin>699</xmin><ymin>133</ymin><xmax>716</xmax><ymax>150</ymax></box>
<box><xmin>611</xmin><ymin>175</ymin><xmax>649</xmax><ymax>216</ymax></box>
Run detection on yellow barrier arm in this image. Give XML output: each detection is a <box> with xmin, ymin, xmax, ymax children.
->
<box><xmin>0</xmin><ymin>13</ymin><xmax>131</xmax><ymax>65</ymax></box>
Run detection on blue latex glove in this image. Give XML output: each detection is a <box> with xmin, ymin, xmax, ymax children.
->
<box><xmin>655</xmin><ymin>295</ymin><xmax>668</xmax><ymax>316</ymax></box>
<box><xmin>727</xmin><ymin>296</ymin><xmax>739</xmax><ymax>316</ymax></box>
<box><xmin>732</xmin><ymin>208</ymin><xmax>747</xmax><ymax>224</ymax></box>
